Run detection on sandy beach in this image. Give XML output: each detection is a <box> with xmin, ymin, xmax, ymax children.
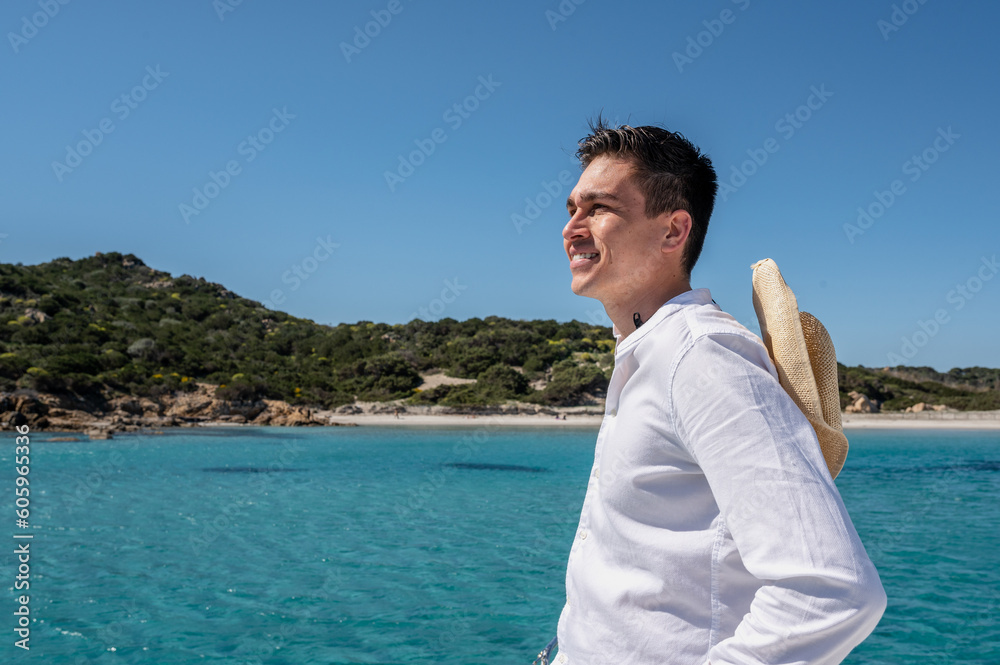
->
<box><xmin>841</xmin><ymin>410</ymin><xmax>1000</xmax><ymax>430</ymax></box>
<box><xmin>324</xmin><ymin>412</ymin><xmax>606</xmax><ymax>428</ymax></box>
<box><xmin>30</xmin><ymin>404</ymin><xmax>1000</xmax><ymax>439</ymax></box>
<box><xmin>320</xmin><ymin>409</ymin><xmax>1000</xmax><ymax>430</ymax></box>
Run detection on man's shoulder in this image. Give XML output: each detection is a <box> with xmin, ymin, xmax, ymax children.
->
<box><xmin>686</xmin><ymin>300</ymin><xmax>754</xmax><ymax>338</ymax></box>
<box><xmin>639</xmin><ymin>295</ymin><xmax>775</xmax><ymax>377</ymax></box>
<box><xmin>644</xmin><ymin>293</ymin><xmax>763</xmax><ymax>351</ymax></box>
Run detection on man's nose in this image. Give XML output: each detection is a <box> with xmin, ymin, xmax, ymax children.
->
<box><xmin>562</xmin><ymin>210</ymin><xmax>589</xmax><ymax>242</ymax></box>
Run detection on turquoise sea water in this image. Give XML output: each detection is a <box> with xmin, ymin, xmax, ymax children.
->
<box><xmin>1</xmin><ymin>425</ymin><xmax>998</xmax><ymax>664</ymax></box>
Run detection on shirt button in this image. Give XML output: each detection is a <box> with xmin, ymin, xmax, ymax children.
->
<box><xmin>579</xmin><ymin>530</ymin><xmax>588</xmax><ymax>540</ymax></box>
<box><xmin>593</xmin><ymin>467</ymin><xmax>600</xmax><ymax>478</ymax></box>
<box><xmin>607</xmin><ymin>407</ymin><xmax>617</xmax><ymax>417</ymax></box>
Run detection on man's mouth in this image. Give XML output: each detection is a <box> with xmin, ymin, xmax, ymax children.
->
<box><xmin>569</xmin><ymin>252</ymin><xmax>600</xmax><ymax>271</ymax></box>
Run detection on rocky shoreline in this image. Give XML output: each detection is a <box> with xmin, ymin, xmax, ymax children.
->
<box><xmin>6</xmin><ymin>384</ymin><xmax>998</xmax><ymax>440</ymax></box>
<box><xmin>0</xmin><ymin>384</ymin><xmax>597</xmax><ymax>439</ymax></box>
<box><xmin>0</xmin><ymin>384</ymin><xmax>344</xmax><ymax>439</ymax></box>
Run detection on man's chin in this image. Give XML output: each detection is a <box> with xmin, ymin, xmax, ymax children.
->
<box><xmin>570</xmin><ymin>278</ymin><xmax>601</xmax><ymax>300</ymax></box>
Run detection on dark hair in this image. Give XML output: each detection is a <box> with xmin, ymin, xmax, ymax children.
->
<box><xmin>576</xmin><ymin>117</ymin><xmax>717</xmax><ymax>275</ymax></box>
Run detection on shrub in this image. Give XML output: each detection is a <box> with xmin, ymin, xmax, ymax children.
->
<box><xmin>127</xmin><ymin>338</ymin><xmax>156</xmax><ymax>358</ymax></box>
<box><xmin>340</xmin><ymin>353</ymin><xmax>421</xmax><ymax>400</ymax></box>
<box><xmin>475</xmin><ymin>364</ymin><xmax>531</xmax><ymax>401</ymax></box>
<box><xmin>529</xmin><ymin>362</ymin><xmax>609</xmax><ymax>406</ymax></box>
<box><xmin>0</xmin><ymin>353</ymin><xmax>29</xmax><ymax>380</ymax></box>
<box><xmin>215</xmin><ymin>380</ymin><xmax>269</xmax><ymax>402</ymax></box>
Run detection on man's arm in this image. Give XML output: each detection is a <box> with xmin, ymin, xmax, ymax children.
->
<box><xmin>672</xmin><ymin>333</ymin><xmax>887</xmax><ymax>665</ymax></box>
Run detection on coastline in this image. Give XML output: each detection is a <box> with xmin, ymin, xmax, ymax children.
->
<box><xmin>327</xmin><ymin>410</ymin><xmax>1000</xmax><ymax>430</ymax></box>
<box><xmin>322</xmin><ymin>412</ymin><xmax>606</xmax><ymax>428</ymax></box>
<box><xmin>15</xmin><ymin>401</ymin><xmax>1000</xmax><ymax>439</ymax></box>
<box><xmin>8</xmin><ymin>370</ymin><xmax>1000</xmax><ymax>438</ymax></box>
<box><xmin>841</xmin><ymin>410</ymin><xmax>1000</xmax><ymax>430</ymax></box>
<box><xmin>92</xmin><ymin>408</ymin><xmax>1000</xmax><ymax>432</ymax></box>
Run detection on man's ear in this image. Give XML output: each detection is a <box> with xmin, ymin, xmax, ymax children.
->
<box><xmin>660</xmin><ymin>209</ymin><xmax>692</xmax><ymax>256</ymax></box>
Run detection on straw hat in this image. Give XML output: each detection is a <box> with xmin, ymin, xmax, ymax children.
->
<box><xmin>751</xmin><ymin>259</ymin><xmax>848</xmax><ymax>479</ymax></box>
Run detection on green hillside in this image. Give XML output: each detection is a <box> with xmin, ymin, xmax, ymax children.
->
<box><xmin>839</xmin><ymin>364</ymin><xmax>1000</xmax><ymax>412</ymax></box>
<box><xmin>0</xmin><ymin>252</ymin><xmax>996</xmax><ymax>413</ymax></box>
<box><xmin>0</xmin><ymin>252</ymin><xmax>614</xmax><ymax>409</ymax></box>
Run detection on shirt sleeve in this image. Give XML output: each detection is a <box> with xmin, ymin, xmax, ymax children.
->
<box><xmin>671</xmin><ymin>333</ymin><xmax>887</xmax><ymax>665</ymax></box>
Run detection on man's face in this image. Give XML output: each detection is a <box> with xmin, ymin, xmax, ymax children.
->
<box><xmin>562</xmin><ymin>155</ymin><xmax>672</xmax><ymax>305</ymax></box>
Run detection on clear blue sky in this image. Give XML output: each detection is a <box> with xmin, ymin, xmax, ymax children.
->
<box><xmin>2</xmin><ymin>0</ymin><xmax>997</xmax><ymax>372</ymax></box>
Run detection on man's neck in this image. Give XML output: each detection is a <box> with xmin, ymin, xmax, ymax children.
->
<box><xmin>606</xmin><ymin>280</ymin><xmax>692</xmax><ymax>342</ymax></box>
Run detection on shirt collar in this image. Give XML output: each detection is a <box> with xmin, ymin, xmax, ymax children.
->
<box><xmin>613</xmin><ymin>288</ymin><xmax>716</xmax><ymax>354</ymax></box>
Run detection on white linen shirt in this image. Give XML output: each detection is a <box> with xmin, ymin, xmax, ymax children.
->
<box><xmin>554</xmin><ymin>288</ymin><xmax>886</xmax><ymax>665</ymax></box>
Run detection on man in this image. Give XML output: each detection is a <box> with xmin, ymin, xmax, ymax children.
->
<box><xmin>552</xmin><ymin>120</ymin><xmax>886</xmax><ymax>664</ymax></box>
